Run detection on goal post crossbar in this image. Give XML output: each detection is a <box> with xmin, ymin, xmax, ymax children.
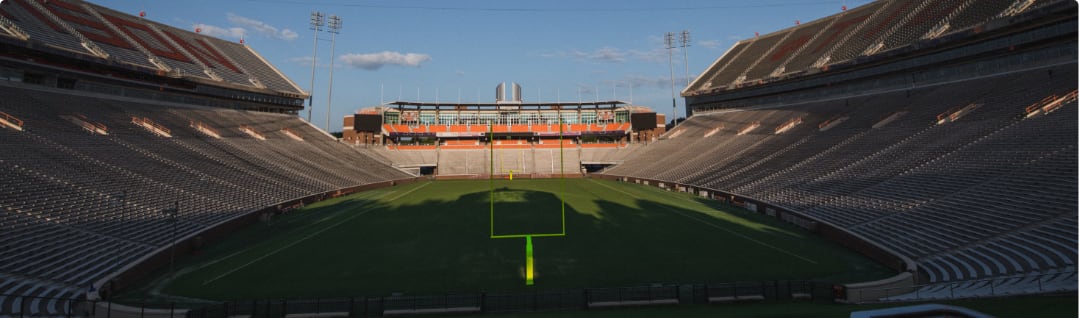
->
<box><xmin>488</xmin><ymin>118</ymin><xmax>567</xmax><ymax>239</ymax></box>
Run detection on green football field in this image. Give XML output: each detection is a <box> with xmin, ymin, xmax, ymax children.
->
<box><xmin>147</xmin><ymin>178</ymin><xmax>893</xmax><ymax>300</ymax></box>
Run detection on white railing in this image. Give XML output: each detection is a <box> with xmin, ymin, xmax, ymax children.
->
<box><xmin>204</xmin><ymin>38</ymin><xmax>254</xmax><ymax>77</ymax></box>
<box><xmin>0</xmin><ymin>15</ymin><xmax>30</xmax><ymax>40</ymax></box>
<box><xmin>812</xmin><ymin>1</ymin><xmax>892</xmax><ymax>68</ymax></box>
<box><xmin>1001</xmin><ymin>0</ymin><xmax>1038</xmax><ymax>17</ymax></box>
<box><xmin>24</xmin><ymin>0</ymin><xmax>110</xmax><ymax>59</ymax></box>
<box><xmin>735</xmin><ymin>29</ymin><xmax>795</xmax><ymax>85</ymax></box>
<box><xmin>80</xmin><ymin>2</ymin><xmax>170</xmax><ymax>72</ymax></box>
<box><xmin>771</xmin><ymin>13</ymin><xmax>842</xmax><ymax>78</ymax></box>
<box><xmin>922</xmin><ymin>0</ymin><xmax>977</xmax><ymax>40</ymax></box>
<box><xmin>145</xmin><ymin>23</ymin><xmax>221</xmax><ymax>81</ymax></box>
<box><xmin>862</xmin><ymin>0</ymin><xmax>935</xmax><ymax>56</ymax></box>
<box><xmin>854</xmin><ymin>270</ymin><xmax>1077</xmax><ymax>303</ymax></box>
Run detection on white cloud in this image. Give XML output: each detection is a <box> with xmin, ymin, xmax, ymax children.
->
<box><xmin>587</xmin><ymin>47</ymin><xmax>626</xmax><ymax>62</ymax></box>
<box><xmin>627</xmin><ymin>48</ymin><xmax>669</xmax><ymax>63</ymax></box>
<box><xmin>339</xmin><ymin>51</ymin><xmax>432</xmax><ymax>70</ymax></box>
<box><xmin>194</xmin><ymin>23</ymin><xmax>245</xmax><ymax>39</ymax></box>
<box><xmin>623</xmin><ymin>75</ymin><xmax>667</xmax><ymax>89</ymax></box>
<box><xmin>572</xmin><ymin>83</ymin><xmax>601</xmax><ymax>97</ymax></box>
<box><xmin>698</xmin><ymin>39</ymin><xmax>722</xmax><ymax>49</ymax></box>
<box><xmin>280</xmin><ymin>29</ymin><xmax>299</xmax><ymax>41</ymax></box>
<box><xmin>227</xmin><ymin>13</ymin><xmax>298</xmax><ymax>41</ymax></box>
<box><xmin>546</xmin><ymin>47</ymin><xmax>624</xmax><ymax>63</ymax></box>
<box><xmin>288</xmin><ymin>56</ymin><xmax>347</xmax><ymax>68</ymax></box>
<box><xmin>287</xmin><ymin>56</ymin><xmax>315</xmax><ymax>66</ymax></box>
<box><xmin>194</xmin><ymin>13</ymin><xmax>297</xmax><ymax>42</ymax></box>
<box><xmin>615</xmin><ymin>74</ymin><xmax>696</xmax><ymax>89</ymax></box>
<box><xmin>544</xmin><ymin>47</ymin><xmax>668</xmax><ymax>64</ymax></box>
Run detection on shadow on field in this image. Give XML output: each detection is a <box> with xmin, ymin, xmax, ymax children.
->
<box><xmin>152</xmin><ymin>183</ymin><xmax>890</xmax><ymax>300</ymax></box>
<box><xmin>488</xmin><ymin>188</ymin><xmax>567</xmax><ymax>236</ymax></box>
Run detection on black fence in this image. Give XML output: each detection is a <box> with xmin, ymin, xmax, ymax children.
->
<box><xmin>1</xmin><ymin>280</ymin><xmax>833</xmax><ymax>318</ymax></box>
<box><xmin>181</xmin><ymin>280</ymin><xmax>832</xmax><ymax>318</ymax></box>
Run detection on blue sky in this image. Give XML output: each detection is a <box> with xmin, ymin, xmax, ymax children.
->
<box><xmin>91</xmin><ymin>0</ymin><xmax>872</xmax><ymax>132</ymax></box>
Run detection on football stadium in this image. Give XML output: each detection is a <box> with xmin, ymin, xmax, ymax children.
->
<box><xmin>0</xmin><ymin>0</ymin><xmax>1076</xmax><ymax>317</ymax></box>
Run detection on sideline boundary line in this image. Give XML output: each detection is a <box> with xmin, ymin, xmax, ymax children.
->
<box><xmin>588</xmin><ymin>179</ymin><xmax>819</xmax><ymax>265</ymax></box>
<box><xmin>194</xmin><ymin>189</ymin><xmax>392</xmax><ymax>270</ymax></box>
<box><xmin>202</xmin><ymin>184</ymin><xmax>427</xmax><ymax>285</ymax></box>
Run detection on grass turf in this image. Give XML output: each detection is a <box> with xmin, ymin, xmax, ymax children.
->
<box><xmin>142</xmin><ymin>179</ymin><xmax>893</xmax><ymax>300</ymax></box>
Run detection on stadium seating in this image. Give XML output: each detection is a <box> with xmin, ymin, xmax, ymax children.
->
<box><xmin>0</xmin><ymin>84</ymin><xmax>409</xmax><ymax>316</ymax></box>
<box><xmin>370</xmin><ymin>142</ymin><xmax>634</xmax><ymax>176</ymax></box>
<box><xmin>772</xmin><ymin>1</ymin><xmax>887</xmax><ymax>80</ymax></box>
<box><xmin>1</xmin><ymin>0</ymin><xmax>90</xmax><ymax>55</ymax></box>
<box><xmin>441</xmin><ymin>139</ymin><xmax>484</xmax><ymax>149</ymax></box>
<box><xmin>690</xmin><ymin>41</ymin><xmax>751</xmax><ymax>92</ymax></box>
<box><xmin>740</xmin><ymin>13</ymin><xmax>838</xmax><ymax>81</ymax></box>
<box><xmin>0</xmin><ymin>0</ymin><xmax>303</xmax><ymax>95</ymax></box>
<box><xmin>604</xmin><ymin>65</ymin><xmax>1078</xmax><ymax>289</ymax></box>
<box><xmin>826</xmin><ymin>0</ymin><xmax>920</xmax><ymax>63</ymax></box>
<box><xmin>436</xmin><ymin>149</ymin><xmax>489</xmax><ymax>175</ymax></box>
<box><xmin>685</xmin><ymin>0</ymin><xmax>1061</xmax><ymax>94</ymax></box>
<box><xmin>945</xmin><ymin>0</ymin><xmax>1017</xmax><ymax>35</ymax></box>
<box><xmin>1</xmin><ymin>0</ymin><xmax>1075</xmax><ymax>314</ymax></box>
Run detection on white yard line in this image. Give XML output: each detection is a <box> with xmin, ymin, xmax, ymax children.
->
<box><xmin>383</xmin><ymin>181</ymin><xmax>431</xmax><ymax>202</ymax></box>
<box><xmin>195</xmin><ymin>189</ymin><xmax>393</xmax><ymax>270</ymax></box>
<box><xmin>588</xmin><ymin>179</ymin><xmax>818</xmax><ymax>265</ymax></box>
<box><xmin>201</xmin><ymin>184</ymin><xmax>429</xmax><ymax>285</ymax></box>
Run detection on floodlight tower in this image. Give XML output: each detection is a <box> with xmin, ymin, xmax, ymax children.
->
<box><xmin>325</xmin><ymin>15</ymin><xmax>341</xmax><ymax>131</ymax></box>
<box><xmin>306</xmin><ymin>12</ymin><xmax>325</xmax><ymax>123</ymax></box>
<box><xmin>681</xmin><ymin>30</ymin><xmax>691</xmax><ymax>88</ymax></box>
<box><xmin>665</xmin><ymin>32</ymin><xmax>677</xmax><ymax>126</ymax></box>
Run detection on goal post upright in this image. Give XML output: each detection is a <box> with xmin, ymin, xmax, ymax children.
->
<box><xmin>559</xmin><ymin>115</ymin><xmax>566</xmax><ymax>234</ymax></box>
<box><xmin>489</xmin><ymin>122</ymin><xmax>494</xmax><ymax>238</ymax></box>
<box><xmin>525</xmin><ymin>235</ymin><xmax>534</xmax><ymax>286</ymax></box>
<box><xmin>488</xmin><ymin>107</ymin><xmax>569</xmax><ymax>286</ymax></box>
<box><xmin>488</xmin><ymin>117</ymin><xmax>568</xmax><ymax>239</ymax></box>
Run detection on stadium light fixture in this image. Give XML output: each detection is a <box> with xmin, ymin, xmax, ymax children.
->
<box><xmin>681</xmin><ymin>30</ymin><xmax>691</xmax><ymax>88</ymax></box>
<box><xmin>307</xmin><ymin>11</ymin><xmax>325</xmax><ymax>123</ymax></box>
<box><xmin>325</xmin><ymin>15</ymin><xmax>341</xmax><ymax>131</ymax></box>
<box><xmin>665</xmin><ymin>32</ymin><xmax>677</xmax><ymax>125</ymax></box>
